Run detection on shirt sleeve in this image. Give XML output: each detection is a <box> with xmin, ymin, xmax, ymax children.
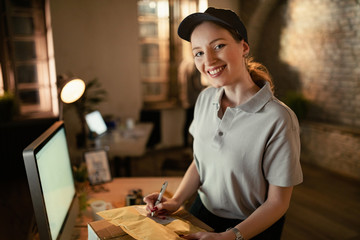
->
<box><xmin>263</xmin><ymin>107</ymin><xmax>303</xmax><ymax>187</ymax></box>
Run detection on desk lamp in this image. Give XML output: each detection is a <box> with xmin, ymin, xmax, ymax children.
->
<box><xmin>57</xmin><ymin>76</ymin><xmax>86</xmax><ymax>120</ymax></box>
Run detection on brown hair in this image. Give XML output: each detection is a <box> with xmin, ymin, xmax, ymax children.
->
<box><xmin>245</xmin><ymin>56</ymin><xmax>274</xmax><ymax>92</ymax></box>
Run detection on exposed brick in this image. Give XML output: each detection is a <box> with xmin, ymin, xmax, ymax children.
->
<box><xmin>300</xmin><ymin>122</ymin><xmax>360</xmax><ymax>180</ymax></box>
<box><xmin>279</xmin><ymin>0</ymin><xmax>360</xmax><ymax>128</ymax></box>
<box><xmin>257</xmin><ymin>0</ymin><xmax>360</xmax><ymax>179</ymax></box>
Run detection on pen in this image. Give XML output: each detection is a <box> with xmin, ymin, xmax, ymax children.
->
<box><xmin>151</xmin><ymin>181</ymin><xmax>168</xmax><ymax>217</ymax></box>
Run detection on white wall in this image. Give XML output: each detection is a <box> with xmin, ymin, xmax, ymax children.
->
<box><xmin>50</xmin><ymin>0</ymin><xmax>142</xmax><ymax>161</ymax></box>
<box><xmin>50</xmin><ymin>0</ymin><xmax>142</xmax><ymax>121</ymax></box>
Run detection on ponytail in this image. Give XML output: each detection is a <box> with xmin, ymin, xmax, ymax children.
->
<box><xmin>245</xmin><ymin>56</ymin><xmax>274</xmax><ymax>93</ymax></box>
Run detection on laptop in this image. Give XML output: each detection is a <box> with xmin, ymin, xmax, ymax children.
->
<box><xmin>85</xmin><ymin>110</ymin><xmax>108</xmax><ymax>136</ymax></box>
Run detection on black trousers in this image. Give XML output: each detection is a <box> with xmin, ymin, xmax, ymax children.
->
<box><xmin>190</xmin><ymin>195</ymin><xmax>285</xmax><ymax>240</ymax></box>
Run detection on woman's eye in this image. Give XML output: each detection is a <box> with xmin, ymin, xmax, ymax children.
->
<box><xmin>215</xmin><ymin>44</ymin><xmax>225</xmax><ymax>50</ymax></box>
<box><xmin>194</xmin><ymin>51</ymin><xmax>204</xmax><ymax>57</ymax></box>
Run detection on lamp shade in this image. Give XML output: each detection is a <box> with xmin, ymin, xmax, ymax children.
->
<box><xmin>60</xmin><ymin>78</ymin><xmax>86</xmax><ymax>103</ymax></box>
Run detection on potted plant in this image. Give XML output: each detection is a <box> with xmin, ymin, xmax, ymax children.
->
<box><xmin>283</xmin><ymin>91</ymin><xmax>309</xmax><ymax>121</ymax></box>
<box><xmin>0</xmin><ymin>91</ymin><xmax>19</xmax><ymax>122</ymax></box>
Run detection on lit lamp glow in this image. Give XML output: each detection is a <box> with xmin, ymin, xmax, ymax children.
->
<box><xmin>58</xmin><ymin>76</ymin><xmax>86</xmax><ymax>120</ymax></box>
<box><xmin>60</xmin><ymin>78</ymin><xmax>86</xmax><ymax>103</ymax></box>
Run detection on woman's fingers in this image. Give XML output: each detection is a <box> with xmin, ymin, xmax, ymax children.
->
<box><xmin>143</xmin><ymin>192</ymin><xmax>159</xmax><ymax>212</ymax></box>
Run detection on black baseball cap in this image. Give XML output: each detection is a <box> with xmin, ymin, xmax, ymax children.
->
<box><xmin>178</xmin><ymin>7</ymin><xmax>248</xmax><ymax>43</ymax></box>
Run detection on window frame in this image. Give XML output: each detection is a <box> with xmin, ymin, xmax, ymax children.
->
<box><xmin>0</xmin><ymin>0</ymin><xmax>58</xmax><ymax>119</ymax></box>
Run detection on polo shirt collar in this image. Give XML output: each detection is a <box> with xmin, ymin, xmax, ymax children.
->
<box><xmin>212</xmin><ymin>81</ymin><xmax>273</xmax><ymax>113</ymax></box>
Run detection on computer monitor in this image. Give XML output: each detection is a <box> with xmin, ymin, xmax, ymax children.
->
<box><xmin>23</xmin><ymin>121</ymin><xmax>79</xmax><ymax>240</ymax></box>
<box><xmin>85</xmin><ymin>110</ymin><xmax>108</xmax><ymax>136</ymax></box>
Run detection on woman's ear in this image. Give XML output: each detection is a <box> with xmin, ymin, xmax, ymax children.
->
<box><xmin>242</xmin><ymin>41</ymin><xmax>250</xmax><ymax>56</ymax></box>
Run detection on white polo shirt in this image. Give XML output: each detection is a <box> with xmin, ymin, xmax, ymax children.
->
<box><xmin>189</xmin><ymin>81</ymin><xmax>303</xmax><ymax>220</ymax></box>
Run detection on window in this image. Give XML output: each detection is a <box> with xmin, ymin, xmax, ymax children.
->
<box><xmin>137</xmin><ymin>0</ymin><xmax>207</xmax><ymax>106</ymax></box>
<box><xmin>138</xmin><ymin>0</ymin><xmax>170</xmax><ymax>102</ymax></box>
<box><xmin>0</xmin><ymin>0</ymin><xmax>57</xmax><ymax>118</ymax></box>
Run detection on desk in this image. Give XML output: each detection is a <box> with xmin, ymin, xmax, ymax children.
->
<box><xmin>74</xmin><ymin>177</ymin><xmax>183</xmax><ymax>239</ymax></box>
<box><xmin>94</xmin><ymin>123</ymin><xmax>153</xmax><ymax>176</ymax></box>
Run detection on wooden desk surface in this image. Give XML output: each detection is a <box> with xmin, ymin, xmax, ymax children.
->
<box><xmin>89</xmin><ymin>177</ymin><xmax>181</xmax><ymax>205</ymax></box>
<box><xmin>74</xmin><ymin>177</ymin><xmax>183</xmax><ymax>239</ymax></box>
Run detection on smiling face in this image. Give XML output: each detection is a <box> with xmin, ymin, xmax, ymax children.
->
<box><xmin>191</xmin><ymin>21</ymin><xmax>250</xmax><ymax>88</ymax></box>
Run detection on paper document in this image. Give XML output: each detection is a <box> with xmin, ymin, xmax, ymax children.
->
<box><xmin>97</xmin><ymin>205</ymin><xmax>209</xmax><ymax>240</ymax></box>
<box><xmin>134</xmin><ymin>205</ymin><xmax>175</xmax><ymax>225</ymax></box>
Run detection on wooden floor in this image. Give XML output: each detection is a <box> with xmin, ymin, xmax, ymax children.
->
<box><xmin>281</xmin><ymin>163</ymin><xmax>360</xmax><ymax>240</ymax></box>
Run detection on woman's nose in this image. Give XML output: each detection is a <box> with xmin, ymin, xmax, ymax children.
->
<box><xmin>205</xmin><ymin>51</ymin><xmax>217</xmax><ymax>65</ymax></box>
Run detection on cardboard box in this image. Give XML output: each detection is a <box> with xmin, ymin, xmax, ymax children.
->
<box><xmin>88</xmin><ymin>220</ymin><xmax>132</xmax><ymax>240</ymax></box>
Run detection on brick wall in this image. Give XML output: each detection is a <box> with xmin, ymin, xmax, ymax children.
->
<box><xmin>245</xmin><ymin>0</ymin><xmax>360</xmax><ymax>179</ymax></box>
<box><xmin>300</xmin><ymin>121</ymin><xmax>360</xmax><ymax>179</ymax></box>
<box><xmin>279</xmin><ymin>0</ymin><xmax>360</xmax><ymax>127</ymax></box>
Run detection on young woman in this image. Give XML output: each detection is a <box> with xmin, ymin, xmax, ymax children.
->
<box><xmin>144</xmin><ymin>7</ymin><xmax>303</xmax><ymax>240</ymax></box>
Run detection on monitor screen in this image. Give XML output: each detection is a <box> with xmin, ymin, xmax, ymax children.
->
<box><xmin>23</xmin><ymin>121</ymin><xmax>78</xmax><ymax>240</ymax></box>
<box><xmin>85</xmin><ymin>110</ymin><xmax>108</xmax><ymax>135</ymax></box>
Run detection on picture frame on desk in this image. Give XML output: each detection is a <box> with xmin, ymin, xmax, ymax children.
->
<box><xmin>84</xmin><ymin>149</ymin><xmax>112</xmax><ymax>185</ymax></box>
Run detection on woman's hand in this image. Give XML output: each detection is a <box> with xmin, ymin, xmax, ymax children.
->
<box><xmin>143</xmin><ymin>193</ymin><xmax>181</xmax><ymax>217</ymax></box>
<box><xmin>143</xmin><ymin>161</ymin><xmax>200</xmax><ymax>218</ymax></box>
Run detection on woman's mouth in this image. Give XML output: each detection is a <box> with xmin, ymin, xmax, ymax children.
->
<box><xmin>208</xmin><ymin>66</ymin><xmax>225</xmax><ymax>77</ymax></box>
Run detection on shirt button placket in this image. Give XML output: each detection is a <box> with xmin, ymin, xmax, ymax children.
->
<box><xmin>212</xmin><ymin>129</ymin><xmax>224</xmax><ymax>149</ymax></box>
